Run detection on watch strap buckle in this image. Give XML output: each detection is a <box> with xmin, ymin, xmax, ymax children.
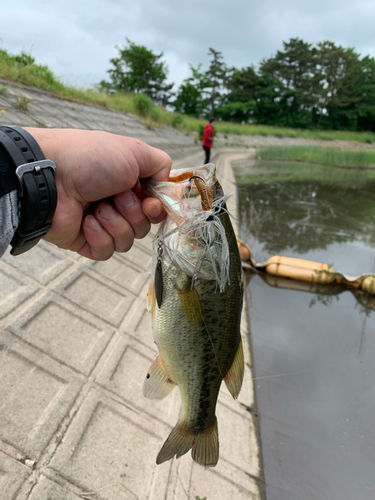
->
<box><xmin>10</xmin><ymin>159</ymin><xmax>58</xmax><ymax>256</ymax></box>
<box><xmin>15</xmin><ymin>159</ymin><xmax>56</xmax><ymax>196</ymax></box>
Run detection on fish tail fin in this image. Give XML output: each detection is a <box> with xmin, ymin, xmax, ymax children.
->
<box><xmin>156</xmin><ymin>418</ymin><xmax>219</xmax><ymax>467</ymax></box>
<box><xmin>191</xmin><ymin>418</ymin><xmax>219</xmax><ymax>467</ymax></box>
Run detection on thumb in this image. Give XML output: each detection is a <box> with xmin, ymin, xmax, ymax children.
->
<box><xmin>135</xmin><ymin>142</ymin><xmax>172</xmax><ymax>182</ymax></box>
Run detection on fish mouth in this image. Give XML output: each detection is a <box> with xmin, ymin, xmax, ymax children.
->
<box><xmin>141</xmin><ymin>163</ymin><xmax>217</xmax><ymax>220</ymax></box>
<box><xmin>142</xmin><ymin>163</ymin><xmax>232</xmax><ymax>288</ymax></box>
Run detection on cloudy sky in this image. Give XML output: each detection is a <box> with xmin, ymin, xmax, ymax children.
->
<box><xmin>2</xmin><ymin>0</ymin><xmax>375</xmax><ymax>91</ymax></box>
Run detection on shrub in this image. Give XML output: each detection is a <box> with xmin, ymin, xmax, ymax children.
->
<box><xmin>132</xmin><ymin>93</ymin><xmax>154</xmax><ymax>117</ymax></box>
<box><xmin>151</xmin><ymin>106</ymin><xmax>163</xmax><ymax>124</ymax></box>
<box><xmin>172</xmin><ymin>113</ymin><xmax>185</xmax><ymax>128</ymax></box>
<box><xmin>198</xmin><ymin>124</ymin><xmax>204</xmax><ymax>141</ymax></box>
<box><xmin>11</xmin><ymin>52</ymin><xmax>35</xmax><ymax>66</ymax></box>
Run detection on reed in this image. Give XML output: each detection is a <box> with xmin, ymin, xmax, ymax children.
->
<box><xmin>257</xmin><ymin>145</ymin><xmax>375</xmax><ymax>168</ymax></box>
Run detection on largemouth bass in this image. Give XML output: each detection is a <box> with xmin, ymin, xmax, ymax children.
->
<box><xmin>142</xmin><ymin>163</ymin><xmax>244</xmax><ymax>467</ymax></box>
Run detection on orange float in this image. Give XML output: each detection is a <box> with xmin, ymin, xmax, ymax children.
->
<box><xmin>237</xmin><ymin>239</ymin><xmax>375</xmax><ymax>296</ymax></box>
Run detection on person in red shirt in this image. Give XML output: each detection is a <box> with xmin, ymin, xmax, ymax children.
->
<box><xmin>202</xmin><ymin>117</ymin><xmax>216</xmax><ymax>164</ymax></box>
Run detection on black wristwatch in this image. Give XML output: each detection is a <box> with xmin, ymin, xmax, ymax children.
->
<box><xmin>0</xmin><ymin>126</ymin><xmax>57</xmax><ymax>256</ymax></box>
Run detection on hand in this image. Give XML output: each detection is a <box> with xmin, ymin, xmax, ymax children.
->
<box><xmin>25</xmin><ymin>128</ymin><xmax>171</xmax><ymax>260</ymax></box>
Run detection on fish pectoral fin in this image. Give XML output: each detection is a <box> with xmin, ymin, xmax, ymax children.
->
<box><xmin>177</xmin><ymin>285</ymin><xmax>204</xmax><ymax>327</ymax></box>
<box><xmin>143</xmin><ymin>355</ymin><xmax>176</xmax><ymax>400</ymax></box>
<box><xmin>147</xmin><ymin>281</ymin><xmax>156</xmax><ymax>321</ymax></box>
<box><xmin>157</xmin><ymin>418</ymin><xmax>218</xmax><ymax>467</ymax></box>
<box><xmin>224</xmin><ymin>337</ymin><xmax>245</xmax><ymax>399</ymax></box>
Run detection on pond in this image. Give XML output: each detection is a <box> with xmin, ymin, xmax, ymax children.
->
<box><xmin>234</xmin><ymin>159</ymin><xmax>375</xmax><ymax>500</ymax></box>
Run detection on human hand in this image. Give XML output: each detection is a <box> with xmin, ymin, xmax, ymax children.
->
<box><xmin>25</xmin><ymin>128</ymin><xmax>171</xmax><ymax>260</ymax></box>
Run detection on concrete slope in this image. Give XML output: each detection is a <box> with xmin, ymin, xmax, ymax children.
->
<box><xmin>0</xmin><ymin>79</ymin><xmax>264</xmax><ymax>500</ymax></box>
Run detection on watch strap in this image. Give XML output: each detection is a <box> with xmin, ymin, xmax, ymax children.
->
<box><xmin>0</xmin><ymin>126</ymin><xmax>57</xmax><ymax>256</ymax></box>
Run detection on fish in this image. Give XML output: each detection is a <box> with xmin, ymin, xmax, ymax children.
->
<box><xmin>142</xmin><ymin>163</ymin><xmax>244</xmax><ymax>467</ymax></box>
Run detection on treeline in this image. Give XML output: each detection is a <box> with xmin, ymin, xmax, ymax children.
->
<box><xmin>101</xmin><ymin>38</ymin><xmax>375</xmax><ymax>132</ymax></box>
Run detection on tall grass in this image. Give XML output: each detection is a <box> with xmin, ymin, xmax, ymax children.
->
<box><xmin>2</xmin><ymin>48</ymin><xmax>375</xmax><ymax>144</ymax></box>
<box><xmin>215</xmin><ymin>123</ymin><xmax>375</xmax><ymax>143</ymax></box>
<box><xmin>257</xmin><ymin>145</ymin><xmax>375</xmax><ymax>168</ymax></box>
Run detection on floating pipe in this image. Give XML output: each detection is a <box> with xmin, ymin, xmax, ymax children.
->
<box><xmin>237</xmin><ymin>239</ymin><xmax>375</xmax><ymax>296</ymax></box>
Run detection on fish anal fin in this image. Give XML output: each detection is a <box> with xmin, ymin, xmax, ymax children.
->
<box><xmin>224</xmin><ymin>337</ymin><xmax>244</xmax><ymax>399</ymax></box>
<box><xmin>177</xmin><ymin>286</ymin><xmax>204</xmax><ymax>327</ymax></box>
<box><xmin>156</xmin><ymin>418</ymin><xmax>219</xmax><ymax>467</ymax></box>
<box><xmin>143</xmin><ymin>355</ymin><xmax>176</xmax><ymax>400</ymax></box>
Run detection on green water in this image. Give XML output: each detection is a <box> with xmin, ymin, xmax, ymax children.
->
<box><xmin>235</xmin><ymin>160</ymin><xmax>375</xmax><ymax>500</ymax></box>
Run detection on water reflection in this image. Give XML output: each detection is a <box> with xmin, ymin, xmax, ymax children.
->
<box><xmin>237</xmin><ymin>160</ymin><xmax>375</xmax><ymax>256</ymax></box>
<box><xmin>236</xmin><ymin>160</ymin><xmax>375</xmax><ymax>500</ymax></box>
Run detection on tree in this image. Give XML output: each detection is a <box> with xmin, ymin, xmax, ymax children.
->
<box><xmin>355</xmin><ymin>56</ymin><xmax>375</xmax><ymax>131</ymax></box>
<box><xmin>173</xmin><ymin>64</ymin><xmax>209</xmax><ymax>117</ymax></box>
<box><xmin>174</xmin><ymin>37</ymin><xmax>375</xmax><ymax>132</ymax></box>
<box><xmin>314</xmin><ymin>42</ymin><xmax>363</xmax><ymax>129</ymax></box>
<box><xmin>101</xmin><ymin>39</ymin><xmax>174</xmax><ymax>105</ymax></box>
<box><xmin>173</xmin><ymin>80</ymin><xmax>202</xmax><ymax>116</ymax></box>
<box><xmin>260</xmin><ymin>38</ymin><xmax>319</xmax><ymax>110</ymax></box>
<box><xmin>252</xmin><ymin>74</ymin><xmax>307</xmax><ymax>127</ymax></box>
<box><xmin>205</xmin><ymin>48</ymin><xmax>228</xmax><ymax>117</ymax></box>
<box><xmin>216</xmin><ymin>66</ymin><xmax>258</xmax><ymax>122</ymax></box>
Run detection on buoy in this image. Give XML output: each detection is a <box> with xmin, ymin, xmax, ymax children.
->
<box><xmin>237</xmin><ymin>239</ymin><xmax>375</xmax><ymax>295</ymax></box>
<box><xmin>264</xmin><ymin>256</ymin><xmax>335</xmax><ymax>284</ymax></box>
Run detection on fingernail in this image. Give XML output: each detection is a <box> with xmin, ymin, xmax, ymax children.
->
<box><xmin>85</xmin><ymin>215</ymin><xmax>101</xmax><ymax>231</ymax></box>
<box><xmin>99</xmin><ymin>203</ymin><xmax>116</xmax><ymax>221</ymax></box>
<box><xmin>119</xmin><ymin>190</ymin><xmax>136</xmax><ymax>208</ymax></box>
<box><xmin>148</xmin><ymin>202</ymin><xmax>162</xmax><ymax>218</ymax></box>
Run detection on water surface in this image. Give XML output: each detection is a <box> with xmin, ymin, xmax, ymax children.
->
<box><xmin>235</xmin><ymin>160</ymin><xmax>375</xmax><ymax>500</ymax></box>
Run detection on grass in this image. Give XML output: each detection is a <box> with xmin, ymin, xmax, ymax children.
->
<box><xmin>2</xmin><ymin>47</ymin><xmax>375</xmax><ymax>144</ymax></box>
<box><xmin>235</xmin><ymin>161</ymin><xmax>375</xmax><ymax>187</ymax></box>
<box><xmin>15</xmin><ymin>94</ymin><xmax>32</xmax><ymax>112</ymax></box>
<box><xmin>257</xmin><ymin>145</ymin><xmax>375</xmax><ymax>168</ymax></box>
<box><xmin>234</xmin><ymin>145</ymin><xmax>375</xmax><ymax>187</ymax></box>
<box><xmin>216</xmin><ymin>123</ymin><xmax>375</xmax><ymax>143</ymax></box>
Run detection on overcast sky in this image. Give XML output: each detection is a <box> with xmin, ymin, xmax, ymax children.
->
<box><xmin>2</xmin><ymin>0</ymin><xmax>375</xmax><ymax>90</ymax></box>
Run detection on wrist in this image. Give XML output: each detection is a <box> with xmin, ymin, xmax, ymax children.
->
<box><xmin>23</xmin><ymin>127</ymin><xmax>60</xmax><ymax>161</ymax></box>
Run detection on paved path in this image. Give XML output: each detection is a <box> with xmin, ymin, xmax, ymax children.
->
<box><xmin>0</xmin><ymin>80</ymin><xmax>264</xmax><ymax>500</ymax></box>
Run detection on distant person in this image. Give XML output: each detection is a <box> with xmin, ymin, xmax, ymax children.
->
<box><xmin>202</xmin><ymin>117</ymin><xmax>216</xmax><ymax>164</ymax></box>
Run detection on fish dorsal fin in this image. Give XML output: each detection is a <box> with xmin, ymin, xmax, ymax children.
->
<box><xmin>176</xmin><ymin>285</ymin><xmax>204</xmax><ymax>327</ymax></box>
<box><xmin>143</xmin><ymin>355</ymin><xmax>176</xmax><ymax>400</ymax></box>
<box><xmin>224</xmin><ymin>337</ymin><xmax>244</xmax><ymax>399</ymax></box>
